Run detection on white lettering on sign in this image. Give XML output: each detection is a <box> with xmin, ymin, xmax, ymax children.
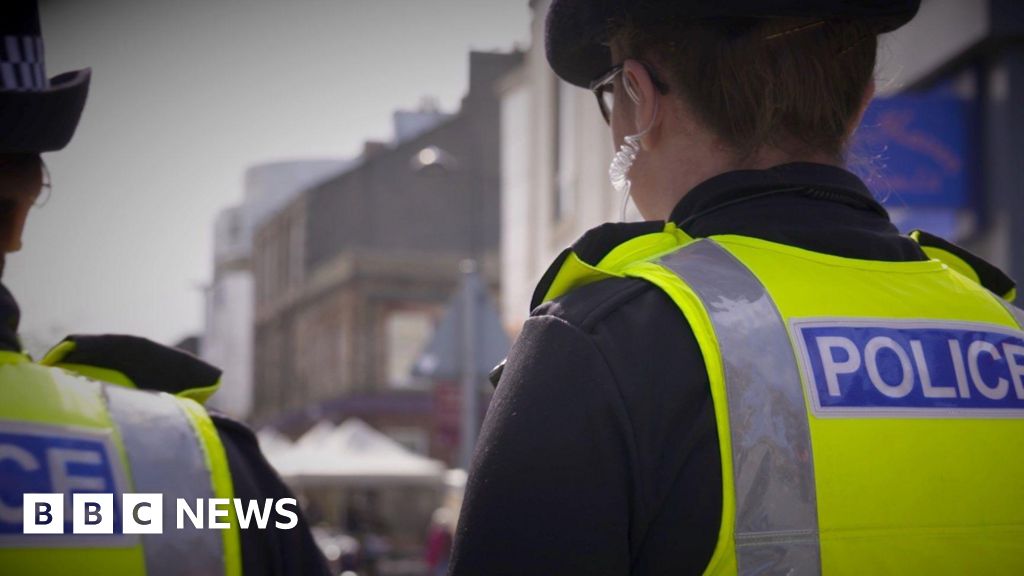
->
<box><xmin>792</xmin><ymin>319</ymin><xmax>1024</xmax><ymax>417</ymax></box>
<box><xmin>816</xmin><ymin>336</ymin><xmax>861</xmax><ymax>397</ymax></box>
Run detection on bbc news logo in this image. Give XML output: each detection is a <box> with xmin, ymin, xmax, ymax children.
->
<box><xmin>1</xmin><ymin>421</ymin><xmax>299</xmax><ymax>539</ymax></box>
<box><xmin>22</xmin><ymin>494</ymin><xmax>299</xmax><ymax>534</ymax></box>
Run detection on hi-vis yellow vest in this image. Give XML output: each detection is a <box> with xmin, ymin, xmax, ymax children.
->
<box><xmin>0</xmin><ymin>347</ymin><xmax>242</xmax><ymax>576</ymax></box>
<box><xmin>539</xmin><ymin>223</ymin><xmax>1024</xmax><ymax>575</ymax></box>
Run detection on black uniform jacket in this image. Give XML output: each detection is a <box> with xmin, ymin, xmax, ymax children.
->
<box><xmin>449</xmin><ymin>162</ymin><xmax>1012</xmax><ymax>575</ymax></box>
<box><xmin>0</xmin><ymin>289</ymin><xmax>331</xmax><ymax>576</ymax></box>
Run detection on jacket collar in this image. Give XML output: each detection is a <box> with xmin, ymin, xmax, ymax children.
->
<box><xmin>669</xmin><ymin>162</ymin><xmax>888</xmax><ymax>229</ymax></box>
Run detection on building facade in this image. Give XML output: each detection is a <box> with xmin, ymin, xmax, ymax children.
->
<box><xmin>252</xmin><ymin>51</ymin><xmax>522</xmax><ymax>463</ymax></box>
<box><xmin>203</xmin><ymin>159</ymin><xmax>349</xmax><ymax>419</ymax></box>
<box><xmin>497</xmin><ymin>0</ymin><xmax>626</xmax><ymax>333</ymax></box>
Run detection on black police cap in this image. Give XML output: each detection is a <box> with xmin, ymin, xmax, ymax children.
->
<box><xmin>0</xmin><ymin>0</ymin><xmax>91</xmax><ymax>153</ymax></box>
<box><xmin>545</xmin><ymin>0</ymin><xmax>921</xmax><ymax>88</ymax></box>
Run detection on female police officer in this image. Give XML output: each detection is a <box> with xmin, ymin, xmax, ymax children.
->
<box><xmin>0</xmin><ymin>2</ymin><xmax>328</xmax><ymax>574</ymax></box>
<box><xmin>450</xmin><ymin>1</ymin><xmax>1024</xmax><ymax>574</ymax></box>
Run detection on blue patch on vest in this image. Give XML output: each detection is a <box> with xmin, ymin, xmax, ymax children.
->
<box><xmin>0</xmin><ymin>421</ymin><xmax>127</xmax><ymax>543</ymax></box>
<box><xmin>791</xmin><ymin>319</ymin><xmax>1024</xmax><ymax>417</ymax></box>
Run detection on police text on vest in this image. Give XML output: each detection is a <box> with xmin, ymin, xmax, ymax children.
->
<box><xmin>791</xmin><ymin>319</ymin><xmax>1024</xmax><ymax>416</ymax></box>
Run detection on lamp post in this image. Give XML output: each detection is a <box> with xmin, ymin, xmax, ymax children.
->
<box><xmin>411</xmin><ymin>145</ymin><xmax>482</xmax><ymax>468</ymax></box>
<box><xmin>458</xmin><ymin>259</ymin><xmax>479</xmax><ymax>468</ymax></box>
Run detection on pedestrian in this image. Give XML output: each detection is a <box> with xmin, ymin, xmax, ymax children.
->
<box><xmin>424</xmin><ymin>508</ymin><xmax>454</xmax><ymax>576</ymax></box>
<box><xmin>449</xmin><ymin>1</ymin><xmax>1024</xmax><ymax>574</ymax></box>
<box><xmin>0</xmin><ymin>2</ymin><xmax>330</xmax><ymax>574</ymax></box>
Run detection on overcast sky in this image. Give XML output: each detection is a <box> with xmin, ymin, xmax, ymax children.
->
<box><xmin>9</xmin><ymin>0</ymin><xmax>531</xmax><ymax>351</ymax></box>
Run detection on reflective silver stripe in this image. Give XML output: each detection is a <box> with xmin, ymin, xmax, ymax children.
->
<box><xmin>997</xmin><ymin>297</ymin><xmax>1024</xmax><ymax>329</ymax></box>
<box><xmin>658</xmin><ymin>239</ymin><xmax>821</xmax><ymax>575</ymax></box>
<box><xmin>105</xmin><ymin>385</ymin><xmax>224</xmax><ymax>576</ymax></box>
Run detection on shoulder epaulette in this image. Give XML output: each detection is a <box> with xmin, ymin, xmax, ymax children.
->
<box><xmin>910</xmin><ymin>230</ymin><xmax>1016</xmax><ymax>301</ymax></box>
<box><xmin>39</xmin><ymin>334</ymin><xmax>222</xmax><ymax>404</ymax></box>
<box><xmin>530</xmin><ymin>221</ymin><xmax>668</xmax><ymax>310</ymax></box>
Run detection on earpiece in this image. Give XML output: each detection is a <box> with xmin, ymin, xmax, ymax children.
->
<box><xmin>624</xmin><ymin>74</ymin><xmax>641</xmax><ymax>104</ymax></box>
<box><xmin>610</xmin><ymin>75</ymin><xmax>660</xmax><ymax>221</ymax></box>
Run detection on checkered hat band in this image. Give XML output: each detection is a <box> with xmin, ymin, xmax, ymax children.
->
<box><xmin>0</xmin><ymin>35</ymin><xmax>46</xmax><ymax>91</ymax></box>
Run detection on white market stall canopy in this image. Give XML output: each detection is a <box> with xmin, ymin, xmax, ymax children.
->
<box><xmin>255</xmin><ymin>427</ymin><xmax>293</xmax><ymax>461</ymax></box>
<box><xmin>259</xmin><ymin>419</ymin><xmax>446</xmax><ymax>487</ymax></box>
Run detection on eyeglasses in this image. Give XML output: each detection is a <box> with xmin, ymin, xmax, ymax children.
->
<box><xmin>0</xmin><ymin>154</ymin><xmax>51</xmax><ymax>207</ymax></box>
<box><xmin>588</xmin><ymin>61</ymin><xmax>670</xmax><ymax>125</ymax></box>
<box><xmin>35</xmin><ymin>160</ymin><xmax>51</xmax><ymax>207</ymax></box>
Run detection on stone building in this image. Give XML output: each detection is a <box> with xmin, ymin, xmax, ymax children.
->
<box><xmin>202</xmin><ymin>159</ymin><xmax>349</xmax><ymax>419</ymax></box>
<box><xmin>252</xmin><ymin>51</ymin><xmax>522</xmax><ymax>463</ymax></box>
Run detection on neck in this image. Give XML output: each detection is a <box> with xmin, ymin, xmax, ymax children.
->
<box><xmin>643</xmin><ymin>137</ymin><xmax>842</xmax><ymax>220</ymax></box>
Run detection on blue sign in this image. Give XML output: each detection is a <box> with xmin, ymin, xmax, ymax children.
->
<box><xmin>792</xmin><ymin>319</ymin><xmax>1024</xmax><ymax>417</ymax></box>
<box><xmin>853</xmin><ymin>94</ymin><xmax>973</xmax><ymax>210</ymax></box>
<box><xmin>0</xmin><ymin>422</ymin><xmax>126</xmax><ymax>538</ymax></box>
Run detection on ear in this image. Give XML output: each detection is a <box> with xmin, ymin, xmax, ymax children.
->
<box><xmin>622</xmin><ymin>59</ymin><xmax>661</xmax><ymax>148</ymax></box>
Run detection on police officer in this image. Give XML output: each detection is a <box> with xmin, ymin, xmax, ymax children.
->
<box><xmin>0</xmin><ymin>2</ymin><xmax>329</xmax><ymax>574</ymax></box>
<box><xmin>450</xmin><ymin>1</ymin><xmax>1024</xmax><ymax>574</ymax></box>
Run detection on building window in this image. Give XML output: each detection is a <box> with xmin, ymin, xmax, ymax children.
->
<box><xmin>276</xmin><ymin>223</ymin><xmax>288</xmax><ymax>299</ymax></box>
<box><xmin>553</xmin><ymin>79</ymin><xmax>577</xmax><ymax>222</ymax></box>
<box><xmin>228</xmin><ymin>210</ymin><xmax>242</xmax><ymax>243</ymax></box>
<box><xmin>499</xmin><ymin>81</ymin><xmax>532</xmax><ymax>327</ymax></box>
<box><xmin>385</xmin><ymin>309</ymin><xmax>435</xmax><ymax>388</ymax></box>
<box><xmin>333</xmin><ymin>323</ymin><xmax>347</xmax><ymax>395</ymax></box>
<box><xmin>288</xmin><ymin>209</ymin><xmax>305</xmax><ymax>288</ymax></box>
